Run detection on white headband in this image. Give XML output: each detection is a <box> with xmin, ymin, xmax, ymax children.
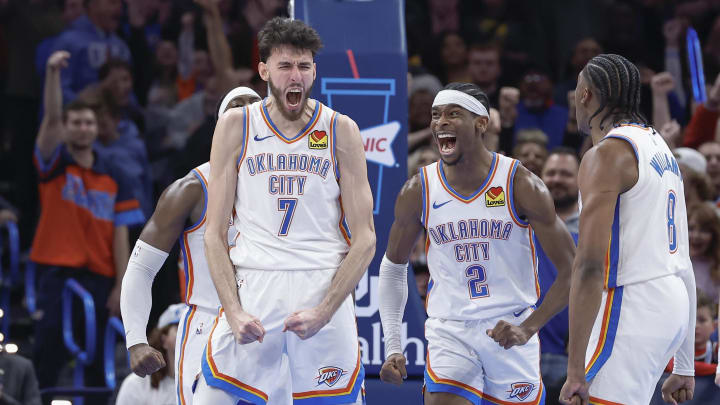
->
<box><xmin>219</xmin><ymin>86</ymin><xmax>261</xmax><ymax>117</ymax></box>
<box><xmin>432</xmin><ymin>89</ymin><xmax>489</xmax><ymax>117</ymax></box>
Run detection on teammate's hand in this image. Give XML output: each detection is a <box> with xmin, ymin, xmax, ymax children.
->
<box><xmin>106</xmin><ymin>285</ymin><xmax>121</xmax><ymax>317</ymax></box>
<box><xmin>559</xmin><ymin>373</ymin><xmax>590</xmax><ymax>405</ymax></box>
<box><xmin>129</xmin><ymin>343</ymin><xmax>166</xmax><ymax>377</ymax></box>
<box><xmin>227</xmin><ymin>309</ymin><xmax>265</xmax><ymax>344</ymax></box>
<box><xmin>379</xmin><ymin>353</ymin><xmax>407</xmax><ymax>385</ymax></box>
<box><xmin>282</xmin><ymin>306</ymin><xmax>330</xmax><ymax>340</ymax></box>
<box><xmin>715</xmin><ymin>372</ymin><xmax>720</xmax><ymax>387</ymax></box>
<box><xmin>47</xmin><ymin>51</ymin><xmax>70</xmax><ymax>72</ymax></box>
<box><xmin>661</xmin><ymin>374</ymin><xmax>694</xmax><ymax>405</ymax></box>
<box><xmin>486</xmin><ymin>320</ymin><xmax>533</xmax><ymax>349</ymax></box>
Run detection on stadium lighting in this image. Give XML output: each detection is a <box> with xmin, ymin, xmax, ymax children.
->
<box><xmin>0</xmin><ymin>333</ymin><xmax>4</xmax><ymax>342</ymax></box>
<box><xmin>0</xmin><ymin>308</ymin><xmax>4</xmax><ymax>318</ymax></box>
<box><xmin>51</xmin><ymin>401</ymin><xmax>73</xmax><ymax>405</ymax></box>
<box><xmin>4</xmin><ymin>343</ymin><xmax>18</xmax><ymax>353</ymax></box>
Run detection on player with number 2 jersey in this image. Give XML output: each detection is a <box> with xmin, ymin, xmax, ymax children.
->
<box><xmin>378</xmin><ymin>82</ymin><xmax>576</xmax><ymax>405</ymax></box>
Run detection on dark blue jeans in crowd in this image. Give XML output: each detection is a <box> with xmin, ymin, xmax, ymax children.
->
<box><xmin>32</xmin><ymin>266</ymin><xmax>113</xmax><ymax>401</ymax></box>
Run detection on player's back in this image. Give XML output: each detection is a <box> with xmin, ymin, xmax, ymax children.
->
<box><xmin>230</xmin><ymin>100</ymin><xmax>350</xmax><ymax>271</ymax></box>
<box><xmin>598</xmin><ymin>124</ymin><xmax>691</xmax><ymax>288</ymax></box>
<box><xmin>421</xmin><ymin>153</ymin><xmax>539</xmax><ymax>321</ymax></box>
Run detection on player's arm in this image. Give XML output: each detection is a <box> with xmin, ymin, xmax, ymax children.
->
<box><xmin>120</xmin><ymin>175</ymin><xmax>201</xmax><ymax>377</ymax></box>
<box><xmin>283</xmin><ymin>115</ymin><xmax>376</xmax><ymax>339</ymax></box>
<box><xmin>204</xmin><ymin>108</ymin><xmax>266</xmax><ymax>344</ymax></box>
<box><xmin>378</xmin><ymin>174</ymin><xmax>425</xmax><ymax>385</ymax></box>
<box><xmin>487</xmin><ymin>164</ymin><xmax>576</xmax><ymax>349</ymax></box>
<box><xmin>109</xmin><ymin>225</ymin><xmax>129</xmax><ymax>317</ymax></box>
<box><xmin>560</xmin><ymin>139</ymin><xmax>637</xmax><ymax>405</ymax></box>
<box><xmin>36</xmin><ymin>50</ymin><xmax>69</xmax><ymax>160</ymax></box>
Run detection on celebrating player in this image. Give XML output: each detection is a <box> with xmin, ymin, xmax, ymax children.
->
<box><xmin>120</xmin><ymin>87</ymin><xmax>260</xmax><ymax>405</ymax></box>
<box><xmin>194</xmin><ymin>18</ymin><xmax>375</xmax><ymax>405</ymax></box>
<box><xmin>378</xmin><ymin>82</ymin><xmax>576</xmax><ymax>405</ymax></box>
<box><xmin>559</xmin><ymin>54</ymin><xmax>696</xmax><ymax>405</ymax></box>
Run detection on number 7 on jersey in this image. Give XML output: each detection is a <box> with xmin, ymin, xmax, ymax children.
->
<box><xmin>277</xmin><ymin>198</ymin><xmax>298</xmax><ymax>236</ymax></box>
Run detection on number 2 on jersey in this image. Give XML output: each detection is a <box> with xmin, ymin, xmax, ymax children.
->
<box><xmin>667</xmin><ymin>190</ymin><xmax>677</xmax><ymax>253</ymax></box>
<box><xmin>277</xmin><ymin>198</ymin><xmax>298</xmax><ymax>236</ymax></box>
<box><xmin>466</xmin><ymin>264</ymin><xmax>490</xmax><ymax>299</ymax></box>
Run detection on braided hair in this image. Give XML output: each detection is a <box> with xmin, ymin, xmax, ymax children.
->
<box><xmin>581</xmin><ymin>54</ymin><xmax>648</xmax><ymax>130</ymax></box>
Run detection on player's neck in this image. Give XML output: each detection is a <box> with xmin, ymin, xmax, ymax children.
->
<box><xmin>442</xmin><ymin>146</ymin><xmax>494</xmax><ymax>192</ymax></box>
<box><xmin>589</xmin><ymin>121</ymin><xmax>615</xmax><ymax>145</ymax></box>
<box><xmin>266</xmin><ymin>97</ymin><xmax>315</xmax><ymax>134</ymax></box>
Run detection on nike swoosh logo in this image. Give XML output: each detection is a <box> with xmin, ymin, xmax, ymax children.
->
<box><xmin>254</xmin><ymin>134</ymin><xmax>273</xmax><ymax>141</ymax></box>
<box><xmin>432</xmin><ymin>200</ymin><xmax>452</xmax><ymax>209</ymax></box>
<box><xmin>513</xmin><ymin>308</ymin><xmax>527</xmax><ymax>317</ymax></box>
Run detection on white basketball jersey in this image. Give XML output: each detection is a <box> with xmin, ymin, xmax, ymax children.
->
<box><xmin>592</xmin><ymin>124</ymin><xmax>692</xmax><ymax>288</ymax></box>
<box><xmin>421</xmin><ymin>153</ymin><xmax>539</xmax><ymax>321</ymax></box>
<box><xmin>230</xmin><ymin>99</ymin><xmax>350</xmax><ymax>271</ymax></box>
<box><xmin>181</xmin><ymin>162</ymin><xmax>230</xmax><ymax>310</ymax></box>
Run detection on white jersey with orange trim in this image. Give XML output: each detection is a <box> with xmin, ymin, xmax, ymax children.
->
<box><xmin>420</xmin><ymin>153</ymin><xmax>539</xmax><ymax>321</ymax></box>
<box><xmin>229</xmin><ymin>99</ymin><xmax>350</xmax><ymax>271</ymax></box>
<box><xmin>180</xmin><ymin>162</ymin><xmax>237</xmax><ymax>309</ymax></box>
<box><xmin>592</xmin><ymin>124</ymin><xmax>691</xmax><ymax>288</ymax></box>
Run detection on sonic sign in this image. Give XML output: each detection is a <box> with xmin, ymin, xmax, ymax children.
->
<box><xmin>296</xmin><ymin>0</ymin><xmax>427</xmax><ymax>376</ymax></box>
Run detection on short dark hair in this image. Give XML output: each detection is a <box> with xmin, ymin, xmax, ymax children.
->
<box><xmin>62</xmin><ymin>98</ymin><xmax>98</xmax><ymax>122</ymax></box>
<box><xmin>548</xmin><ymin>146</ymin><xmax>579</xmax><ymax>164</ymax></box>
<box><xmin>98</xmin><ymin>58</ymin><xmax>132</xmax><ymax>81</ymax></box>
<box><xmin>581</xmin><ymin>53</ymin><xmax>648</xmax><ymax>129</ymax></box>
<box><xmin>442</xmin><ymin>82</ymin><xmax>490</xmax><ymax>116</ymax></box>
<box><xmin>257</xmin><ymin>17</ymin><xmax>323</xmax><ymax>63</ymax></box>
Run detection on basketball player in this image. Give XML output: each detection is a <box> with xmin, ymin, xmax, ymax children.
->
<box><xmin>378</xmin><ymin>82</ymin><xmax>576</xmax><ymax>405</ymax></box>
<box><xmin>559</xmin><ymin>54</ymin><xmax>696</xmax><ymax>405</ymax></box>
<box><xmin>120</xmin><ymin>87</ymin><xmax>261</xmax><ymax>405</ymax></box>
<box><xmin>193</xmin><ymin>18</ymin><xmax>375</xmax><ymax>405</ymax></box>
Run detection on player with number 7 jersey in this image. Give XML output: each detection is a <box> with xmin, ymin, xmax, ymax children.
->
<box><xmin>196</xmin><ymin>17</ymin><xmax>375</xmax><ymax>405</ymax></box>
<box><xmin>378</xmin><ymin>83</ymin><xmax>576</xmax><ymax>405</ymax></box>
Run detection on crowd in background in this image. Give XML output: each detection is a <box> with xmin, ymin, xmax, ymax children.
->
<box><xmin>0</xmin><ymin>0</ymin><xmax>719</xmax><ymax>404</ymax></box>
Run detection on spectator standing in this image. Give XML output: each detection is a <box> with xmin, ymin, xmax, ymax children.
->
<box><xmin>51</xmin><ymin>0</ymin><xmax>130</xmax><ymax>103</ymax></box>
<box><xmin>536</xmin><ymin>148</ymin><xmax>580</xmax><ymax>404</ymax></box>
<box><xmin>512</xmin><ymin>129</ymin><xmax>549</xmax><ymax>176</ymax></box>
<box><xmin>687</xmin><ymin>202</ymin><xmax>720</xmax><ymax>302</ymax></box>
<box><xmin>0</xmin><ymin>349</ymin><xmax>41</xmax><ymax>405</ymax></box>
<box><xmin>699</xmin><ymin>141</ymin><xmax>720</xmax><ymax>203</ymax></box>
<box><xmin>468</xmin><ymin>44</ymin><xmax>502</xmax><ymax>108</ymax></box>
<box><xmin>515</xmin><ymin>69</ymin><xmax>569</xmax><ymax>149</ymax></box>
<box><xmin>30</xmin><ymin>51</ymin><xmax>144</xmax><ymax>394</ymax></box>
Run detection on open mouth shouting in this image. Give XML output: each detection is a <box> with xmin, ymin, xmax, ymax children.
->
<box><xmin>436</xmin><ymin>132</ymin><xmax>457</xmax><ymax>156</ymax></box>
<box><xmin>285</xmin><ymin>86</ymin><xmax>304</xmax><ymax>111</ymax></box>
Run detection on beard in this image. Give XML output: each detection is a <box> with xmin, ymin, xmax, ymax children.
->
<box><xmin>268</xmin><ymin>78</ymin><xmax>313</xmax><ymax>121</ymax></box>
<box><xmin>553</xmin><ymin>192</ymin><xmax>579</xmax><ymax>210</ymax></box>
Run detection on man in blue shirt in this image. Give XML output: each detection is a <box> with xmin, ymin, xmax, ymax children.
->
<box><xmin>50</xmin><ymin>0</ymin><xmax>130</xmax><ymax>103</ymax></box>
<box><xmin>536</xmin><ymin>147</ymin><xmax>580</xmax><ymax>404</ymax></box>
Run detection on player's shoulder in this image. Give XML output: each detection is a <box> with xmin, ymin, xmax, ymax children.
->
<box><xmin>584</xmin><ymin>136</ymin><xmax>637</xmax><ymax>170</ymax></box>
<box><xmin>511</xmin><ymin>159</ymin><xmax>547</xmax><ymax>194</ymax></box>
<box><xmin>395</xmin><ymin>172</ymin><xmax>424</xmax><ymax>212</ymax></box>
<box><xmin>161</xmin><ymin>170</ymin><xmax>205</xmax><ymax>205</ymax></box>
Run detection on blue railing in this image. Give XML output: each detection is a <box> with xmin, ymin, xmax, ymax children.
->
<box><xmin>104</xmin><ymin>316</ymin><xmax>128</xmax><ymax>389</ymax></box>
<box><xmin>62</xmin><ymin>278</ymin><xmax>97</xmax><ymax>405</ymax></box>
<box><xmin>0</xmin><ymin>221</ymin><xmax>19</xmax><ymax>338</ymax></box>
<box><xmin>24</xmin><ymin>260</ymin><xmax>36</xmax><ymax>315</ymax></box>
